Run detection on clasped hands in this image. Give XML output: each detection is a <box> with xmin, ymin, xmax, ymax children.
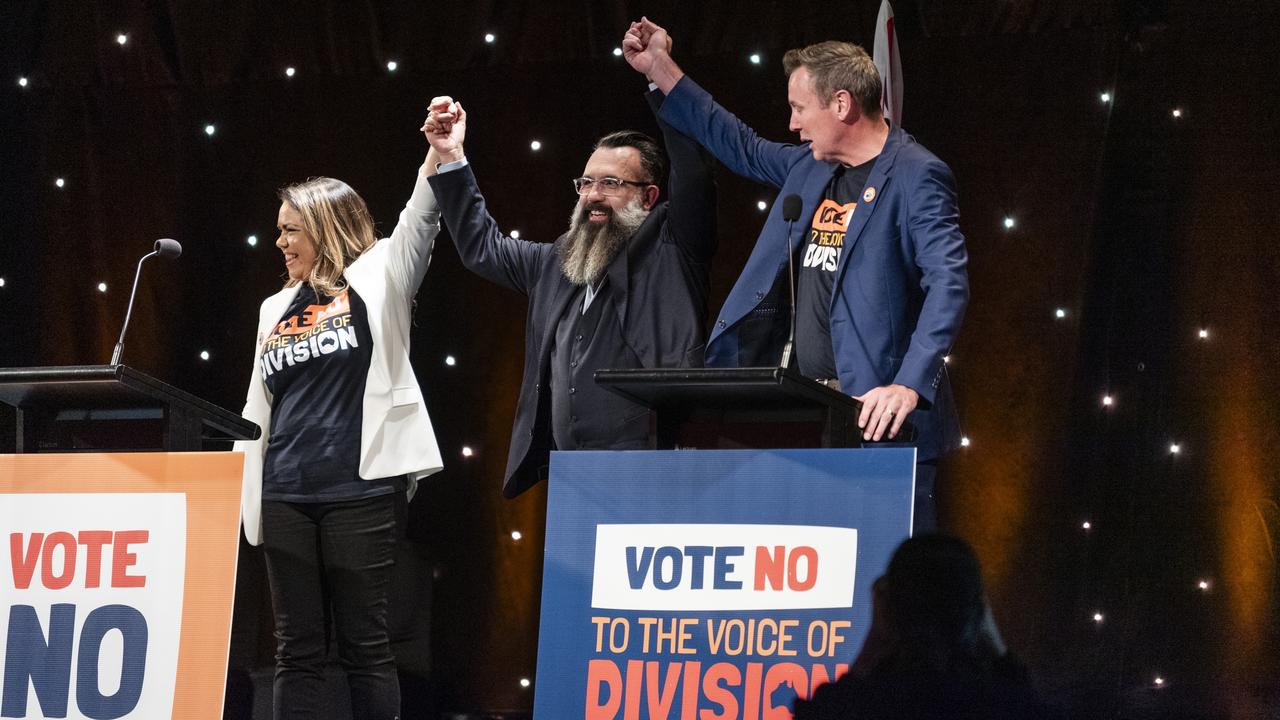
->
<box><xmin>420</xmin><ymin>96</ymin><xmax>467</xmax><ymax>166</ymax></box>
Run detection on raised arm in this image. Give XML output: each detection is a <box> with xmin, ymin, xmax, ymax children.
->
<box><xmin>382</xmin><ymin>148</ymin><xmax>442</xmax><ymax>297</ymax></box>
<box><xmin>646</xmin><ymin>89</ymin><xmax>716</xmax><ymax>266</ymax></box>
<box><xmin>624</xmin><ymin>18</ymin><xmax>807</xmax><ymax>190</ymax></box>
<box><xmin>422</xmin><ymin>96</ymin><xmax>549</xmax><ymax>294</ymax></box>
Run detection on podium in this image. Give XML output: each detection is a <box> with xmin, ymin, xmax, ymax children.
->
<box><xmin>0</xmin><ymin>365</ymin><xmax>254</xmax><ymax>720</ymax></box>
<box><xmin>530</xmin><ymin>367</ymin><xmax>920</xmax><ymax>717</ymax></box>
<box><xmin>0</xmin><ymin>364</ymin><xmax>260</xmax><ymax>452</ymax></box>
<box><xmin>595</xmin><ymin>365</ymin><xmax>915</xmax><ymax>450</ymax></box>
<box><xmin>533</xmin><ymin>449</ymin><xmax>916</xmax><ymax>718</ymax></box>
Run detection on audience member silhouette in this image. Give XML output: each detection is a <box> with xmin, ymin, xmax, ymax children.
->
<box><xmin>792</xmin><ymin>534</ymin><xmax>1060</xmax><ymax>719</ymax></box>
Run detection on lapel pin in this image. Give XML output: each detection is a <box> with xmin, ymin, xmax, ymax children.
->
<box><xmin>863</xmin><ymin>187</ymin><xmax>877</xmax><ymax>203</ymax></box>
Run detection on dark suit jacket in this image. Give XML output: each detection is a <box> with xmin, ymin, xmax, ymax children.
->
<box><xmin>658</xmin><ymin>76</ymin><xmax>968</xmax><ymax>460</ymax></box>
<box><xmin>428</xmin><ymin>90</ymin><xmax>716</xmax><ymax>497</ymax></box>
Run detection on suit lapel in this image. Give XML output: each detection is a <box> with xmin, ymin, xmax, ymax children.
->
<box><xmin>538</xmin><ymin>261</ymin><xmax>581</xmax><ymax>363</ymax></box>
<box><xmin>834</xmin><ymin>124</ymin><xmax>906</xmax><ymax>286</ymax></box>
<box><xmin>257</xmin><ymin>284</ymin><xmax>303</xmax><ymax>349</ymax></box>
<box><xmin>606</xmin><ymin>208</ymin><xmax>658</xmax><ymax>331</ymax></box>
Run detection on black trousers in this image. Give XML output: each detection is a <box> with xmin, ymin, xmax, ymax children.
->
<box><xmin>261</xmin><ymin>492</ymin><xmax>405</xmax><ymax>720</ymax></box>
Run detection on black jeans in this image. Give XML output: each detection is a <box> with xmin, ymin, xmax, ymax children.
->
<box><xmin>262</xmin><ymin>492</ymin><xmax>405</xmax><ymax>720</ymax></box>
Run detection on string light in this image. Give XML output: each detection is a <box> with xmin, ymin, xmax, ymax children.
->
<box><xmin>115</xmin><ymin>33</ymin><xmax>128</xmax><ymax>46</ymax></box>
<box><xmin>6</xmin><ymin>49</ymin><xmax>1212</xmax><ymax>700</ymax></box>
<box><xmin>942</xmin><ymin>355</ymin><xmax>951</xmax><ymax>364</ymax></box>
<box><xmin>484</xmin><ymin>32</ymin><xmax>496</xmax><ymax>44</ymax></box>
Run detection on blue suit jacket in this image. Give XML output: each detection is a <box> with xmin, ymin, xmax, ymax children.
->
<box><xmin>659</xmin><ymin>76</ymin><xmax>968</xmax><ymax>460</ymax></box>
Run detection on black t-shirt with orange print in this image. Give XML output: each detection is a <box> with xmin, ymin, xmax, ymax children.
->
<box><xmin>260</xmin><ymin>284</ymin><xmax>403</xmax><ymax>502</ymax></box>
<box><xmin>795</xmin><ymin>157</ymin><xmax>876</xmax><ymax>380</ymax></box>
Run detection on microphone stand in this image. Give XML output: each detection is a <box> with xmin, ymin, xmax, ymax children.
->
<box><xmin>111</xmin><ymin>249</ymin><xmax>161</xmax><ymax>366</ymax></box>
<box><xmin>778</xmin><ymin>197</ymin><xmax>802</xmax><ymax>371</ymax></box>
<box><xmin>111</xmin><ymin>239</ymin><xmax>181</xmax><ymax>365</ymax></box>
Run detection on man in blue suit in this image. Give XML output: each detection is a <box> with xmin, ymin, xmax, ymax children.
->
<box><xmin>624</xmin><ymin>18</ymin><xmax>968</xmax><ymax>530</ymax></box>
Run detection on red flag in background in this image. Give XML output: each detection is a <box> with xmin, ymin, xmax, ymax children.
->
<box><xmin>874</xmin><ymin>0</ymin><xmax>903</xmax><ymax>124</ymax></box>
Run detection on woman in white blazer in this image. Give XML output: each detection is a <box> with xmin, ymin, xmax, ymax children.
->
<box><xmin>234</xmin><ymin>136</ymin><xmax>445</xmax><ymax>720</ymax></box>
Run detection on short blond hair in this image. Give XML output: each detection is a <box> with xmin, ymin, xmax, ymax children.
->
<box><xmin>277</xmin><ymin>177</ymin><xmax>377</xmax><ymax>296</ymax></box>
<box><xmin>783</xmin><ymin>41</ymin><xmax>883</xmax><ymax>118</ymax></box>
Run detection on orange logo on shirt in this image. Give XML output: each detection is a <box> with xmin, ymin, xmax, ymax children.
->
<box><xmin>270</xmin><ymin>290</ymin><xmax>351</xmax><ymax>338</ymax></box>
<box><xmin>811</xmin><ymin>199</ymin><xmax>858</xmax><ymax>233</ymax></box>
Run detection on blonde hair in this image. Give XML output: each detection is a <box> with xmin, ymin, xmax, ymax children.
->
<box><xmin>782</xmin><ymin>41</ymin><xmax>883</xmax><ymax>118</ymax></box>
<box><xmin>277</xmin><ymin>177</ymin><xmax>377</xmax><ymax>296</ymax></box>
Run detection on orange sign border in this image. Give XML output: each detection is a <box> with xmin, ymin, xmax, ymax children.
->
<box><xmin>1</xmin><ymin>451</ymin><xmax>243</xmax><ymax>720</ymax></box>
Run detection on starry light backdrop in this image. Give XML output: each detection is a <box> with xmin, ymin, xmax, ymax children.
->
<box><xmin>1</xmin><ymin>1</ymin><xmax>1277</xmax><ymax>717</ymax></box>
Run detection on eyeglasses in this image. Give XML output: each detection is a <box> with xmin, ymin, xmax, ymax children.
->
<box><xmin>571</xmin><ymin>176</ymin><xmax>650</xmax><ymax>196</ymax></box>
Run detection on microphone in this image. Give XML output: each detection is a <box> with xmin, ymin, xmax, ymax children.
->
<box><xmin>110</xmin><ymin>238</ymin><xmax>183</xmax><ymax>366</ymax></box>
<box><xmin>778</xmin><ymin>195</ymin><xmax>802</xmax><ymax>370</ymax></box>
<box><xmin>153</xmin><ymin>238</ymin><xmax>182</xmax><ymax>259</ymax></box>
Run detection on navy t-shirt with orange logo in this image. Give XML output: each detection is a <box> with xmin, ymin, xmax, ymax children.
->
<box><xmin>795</xmin><ymin>157</ymin><xmax>876</xmax><ymax>380</ymax></box>
<box><xmin>260</xmin><ymin>284</ymin><xmax>403</xmax><ymax>502</ymax></box>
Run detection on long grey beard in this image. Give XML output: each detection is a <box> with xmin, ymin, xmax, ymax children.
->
<box><xmin>559</xmin><ymin>198</ymin><xmax>649</xmax><ymax>286</ymax></box>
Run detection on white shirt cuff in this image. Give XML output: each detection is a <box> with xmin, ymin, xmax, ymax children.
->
<box><xmin>436</xmin><ymin>157</ymin><xmax>469</xmax><ymax>174</ymax></box>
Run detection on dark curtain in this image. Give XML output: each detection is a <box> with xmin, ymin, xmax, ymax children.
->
<box><xmin>1</xmin><ymin>0</ymin><xmax>1276</xmax><ymax>715</ymax></box>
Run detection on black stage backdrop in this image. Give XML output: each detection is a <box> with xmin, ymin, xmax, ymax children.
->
<box><xmin>1</xmin><ymin>1</ymin><xmax>1277</xmax><ymax>717</ymax></box>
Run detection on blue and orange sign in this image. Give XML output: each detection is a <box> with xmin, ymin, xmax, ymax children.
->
<box><xmin>1</xmin><ymin>452</ymin><xmax>242</xmax><ymax>720</ymax></box>
<box><xmin>535</xmin><ymin>448</ymin><xmax>915</xmax><ymax>719</ymax></box>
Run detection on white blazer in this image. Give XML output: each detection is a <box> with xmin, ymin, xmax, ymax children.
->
<box><xmin>235</xmin><ymin>171</ymin><xmax>445</xmax><ymax>545</ymax></box>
